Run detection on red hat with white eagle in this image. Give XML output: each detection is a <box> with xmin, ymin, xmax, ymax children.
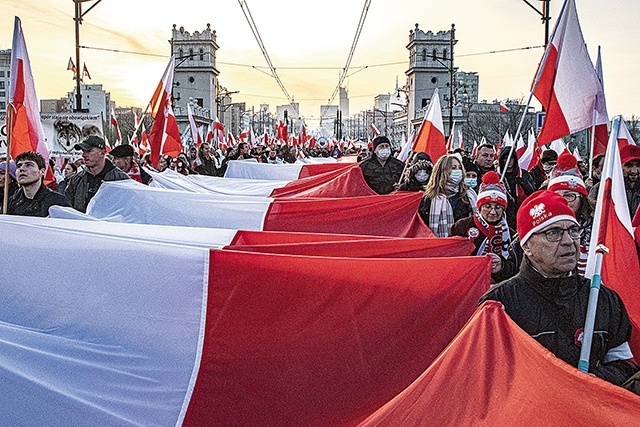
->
<box><xmin>517</xmin><ymin>190</ymin><xmax>578</xmax><ymax>245</ymax></box>
<box><xmin>548</xmin><ymin>151</ymin><xmax>588</xmax><ymax>197</ymax></box>
<box><xmin>476</xmin><ymin>171</ymin><xmax>508</xmax><ymax>209</ymax></box>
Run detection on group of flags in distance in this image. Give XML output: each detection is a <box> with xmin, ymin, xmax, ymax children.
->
<box><xmin>66</xmin><ymin>57</ymin><xmax>91</xmax><ymax>82</ymax></box>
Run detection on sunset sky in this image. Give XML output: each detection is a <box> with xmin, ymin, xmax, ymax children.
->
<box><xmin>2</xmin><ymin>0</ymin><xmax>639</xmax><ymax>128</ymax></box>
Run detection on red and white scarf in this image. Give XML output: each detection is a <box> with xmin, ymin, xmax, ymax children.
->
<box><xmin>472</xmin><ymin>210</ymin><xmax>511</xmax><ymax>260</ymax></box>
<box><xmin>128</xmin><ymin>161</ymin><xmax>142</xmax><ymax>183</ymax></box>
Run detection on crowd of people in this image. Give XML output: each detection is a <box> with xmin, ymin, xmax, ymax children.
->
<box><xmin>1</xmin><ymin>132</ymin><xmax>640</xmax><ymax>391</ymax></box>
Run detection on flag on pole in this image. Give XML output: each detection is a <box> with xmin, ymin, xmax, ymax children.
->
<box><xmin>371</xmin><ymin>123</ymin><xmax>380</xmax><ymax>137</ymax></box>
<box><xmin>82</xmin><ymin>63</ymin><xmax>91</xmax><ymax>80</ymax></box>
<box><xmin>139</xmin><ymin>124</ymin><xmax>150</xmax><ymax>156</ymax></box>
<box><xmin>592</xmin><ymin>46</ymin><xmax>609</xmax><ymax>156</ymax></box>
<box><xmin>8</xmin><ymin>17</ymin><xmax>50</xmax><ymax>170</ymax></box>
<box><xmin>446</xmin><ymin>121</ymin><xmax>456</xmax><ymax>151</ymax></box>
<box><xmin>457</xmin><ymin>129</ymin><xmax>464</xmax><ymax>152</ymax></box>
<box><xmin>617</xmin><ymin>118</ymin><xmax>637</xmax><ymax>148</ymax></box>
<box><xmin>502</xmin><ymin>131</ymin><xmax>514</xmax><ymax>147</ymax></box>
<box><xmin>412</xmin><ymin>88</ymin><xmax>447</xmax><ymax>162</ymax></box>
<box><xmin>499</xmin><ymin>101</ymin><xmax>510</xmax><ymax>112</ymax></box>
<box><xmin>586</xmin><ymin>116</ymin><xmax>640</xmax><ymax>357</ymax></box>
<box><xmin>572</xmin><ymin>147</ymin><xmax>583</xmax><ymax>162</ymax></box>
<box><xmin>67</xmin><ymin>57</ymin><xmax>77</xmax><ymax>75</ymax></box>
<box><xmin>187</xmin><ymin>104</ymin><xmax>203</xmax><ymax>148</ymax></box>
<box><xmin>532</xmin><ymin>0</ymin><xmax>607</xmax><ymax>147</ymax></box>
<box><xmin>397</xmin><ymin>132</ymin><xmax>413</xmax><ymax>163</ymax></box>
<box><xmin>111</xmin><ymin>112</ymin><xmax>122</xmax><ymax>146</ymax></box>
<box><xmin>518</xmin><ymin>131</ymin><xmax>540</xmax><ymax>171</ymax></box>
<box><xmin>148</xmin><ymin>56</ymin><xmax>183</xmax><ymax>168</ymax></box>
<box><xmin>549</xmin><ymin>138</ymin><xmax>567</xmax><ymax>155</ymax></box>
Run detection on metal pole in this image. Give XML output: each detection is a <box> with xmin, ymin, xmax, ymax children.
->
<box><xmin>543</xmin><ymin>0</ymin><xmax>550</xmax><ymax>47</ymax></box>
<box><xmin>449</xmin><ymin>23</ymin><xmax>455</xmax><ymax>140</ymax></box>
<box><xmin>74</xmin><ymin>0</ymin><xmax>83</xmax><ymax>112</ymax></box>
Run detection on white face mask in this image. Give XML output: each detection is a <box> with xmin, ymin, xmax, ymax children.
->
<box><xmin>543</xmin><ymin>164</ymin><xmax>554</xmax><ymax>173</ymax></box>
<box><xmin>450</xmin><ymin>169</ymin><xmax>463</xmax><ymax>184</ymax></box>
<box><xmin>377</xmin><ymin>148</ymin><xmax>391</xmax><ymax>160</ymax></box>
<box><xmin>464</xmin><ymin>178</ymin><xmax>477</xmax><ymax>188</ymax></box>
<box><xmin>415</xmin><ymin>170</ymin><xmax>430</xmax><ymax>182</ymax></box>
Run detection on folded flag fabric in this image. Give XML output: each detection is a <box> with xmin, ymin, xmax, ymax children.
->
<box><xmin>224</xmin><ymin>160</ymin><xmax>350</xmax><ymax>180</ymax></box>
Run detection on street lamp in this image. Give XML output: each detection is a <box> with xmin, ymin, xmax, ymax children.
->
<box><xmin>73</xmin><ymin>0</ymin><xmax>101</xmax><ymax>112</ymax></box>
<box><xmin>521</xmin><ymin>0</ymin><xmax>551</xmax><ymax>46</ymax></box>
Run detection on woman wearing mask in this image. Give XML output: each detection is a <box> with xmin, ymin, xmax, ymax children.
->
<box><xmin>398</xmin><ymin>153</ymin><xmax>433</xmax><ymax>191</ymax></box>
<box><xmin>451</xmin><ymin>171</ymin><xmax>514</xmax><ymax>281</ymax></box>
<box><xmin>418</xmin><ymin>154</ymin><xmax>477</xmax><ymax>237</ymax></box>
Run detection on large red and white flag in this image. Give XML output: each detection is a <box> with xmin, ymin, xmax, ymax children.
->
<box><xmin>8</xmin><ymin>17</ymin><xmax>49</xmax><ymax>164</ymax></box>
<box><xmin>148</xmin><ymin>56</ymin><xmax>183</xmax><ymax>168</ymax></box>
<box><xmin>412</xmin><ymin>88</ymin><xmax>447</xmax><ymax>161</ymax></box>
<box><xmin>533</xmin><ymin>0</ymin><xmax>607</xmax><ymax>146</ymax></box>
<box><xmin>110</xmin><ymin>112</ymin><xmax>122</xmax><ymax>146</ymax></box>
<box><xmin>586</xmin><ymin>116</ymin><xmax>640</xmax><ymax>357</ymax></box>
<box><xmin>187</xmin><ymin>104</ymin><xmax>203</xmax><ymax>148</ymax></box>
<box><xmin>592</xmin><ymin>46</ymin><xmax>609</xmax><ymax>156</ymax></box>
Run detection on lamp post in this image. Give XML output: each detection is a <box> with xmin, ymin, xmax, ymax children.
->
<box><xmin>521</xmin><ymin>0</ymin><xmax>551</xmax><ymax>46</ymax></box>
<box><xmin>73</xmin><ymin>0</ymin><xmax>101</xmax><ymax>113</ymax></box>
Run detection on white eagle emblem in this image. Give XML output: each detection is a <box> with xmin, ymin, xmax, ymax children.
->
<box><xmin>530</xmin><ymin>203</ymin><xmax>545</xmax><ymax>218</ymax></box>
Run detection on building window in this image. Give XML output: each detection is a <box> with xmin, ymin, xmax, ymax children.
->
<box><xmin>0</xmin><ymin>101</ymin><xmax>5</xmax><ymax>110</ymax></box>
<box><xmin>199</xmin><ymin>48</ymin><xmax>204</xmax><ymax>60</ymax></box>
<box><xmin>432</xmin><ymin>49</ymin><xmax>437</xmax><ymax>60</ymax></box>
<box><xmin>0</xmin><ymin>91</ymin><xmax>5</xmax><ymax>98</ymax></box>
<box><xmin>179</xmin><ymin>49</ymin><xmax>183</xmax><ymax>59</ymax></box>
<box><xmin>188</xmin><ymin>76</ymin><xmax>195</xmax><ymax>83</ymax></box>
<box><xmin>0</xmin><ymin>71</ymin><xmax>4</xmax><ymax>77</ymax></box>
<box><xmin>421</xmin><ymin>49</ymin><xmax>426</xmax><ymax>62</ymax></box>
<box><xmin>421</xmin><ymin>98</ymin><xmax>429</xmax><ymax>108</ymax></box>
<box><xmin>443</xmin><ymin>49</ymin><xmax>448</xmax><ymax>60</ymax></box>
<box><xmin>196</xmin><ymin>98</ymin><xmax>203</xmax><ymax>108</ymax></box>
<box><xmin>431</xmin><ymin>77</ymin><xmax>438</xmax><ymax>84</ymax></box>
<box><xmin>189</xmin><ymin>49</ymin><xmax>193</xmax><ymax>60</ymax></box>
<box><xmin>0</xmin><ymin>81</ymin><xmax>4</xmax><ymax>89</ymax></box>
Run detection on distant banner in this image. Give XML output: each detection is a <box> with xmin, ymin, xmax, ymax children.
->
<box><xmin>0</xmin><ymin>113</ymin><xmax>103</xmax><ymax>158</ymax></box>
<box><xmin>41</xmin><ymin>113</ymin><xmax>104</xmax><ymax>158</ymax></box>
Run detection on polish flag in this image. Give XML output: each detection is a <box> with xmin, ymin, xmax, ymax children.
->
<box><xmin>549</xmin><ymin>138</ymin><xmax>567</xmax><ymax>155</ymax></box>
<box><xmin>110</xmin><ymin>112</ymin><xmax>122</xmax><ymax>146</ymax></box>
<box><xmin>148</xmin><ymin>56</ymin><xmax>183</xmax><ymax>168</ymax></box>
<box><xmin>139</xmin><ymin>123</ymin><xmax>151</xmax><ymax>156</ymax></box>
<box><xmin>205</xmin><ymin>124</ymin><xmax>213</xmax><ymax>144</ymax></box>
<box><xmin>397</xmin><ymin>131</ymin><xmax>414</xmax><ymax>163</ymax></box>
<box><xmin>298</xmin><ymin>121</ymin><xmax>307</xmax><ymax>145</ymax></box>
<box><xmin>187</xmin><ymin>104</ymin><xmax>203</xmax><ymax>148</ymax></box>
<box><xmin>518</xmin><ymin>130</ymin><xmax>540</xmax><ymax>171</ymax></box>
<box><xmin>412</xmin><ymin>88</ymin><xmax>447</xmax><ymax>162</ymax></box>
<box><xmin>133</xmin><ymin>110</ymin><xmax>141</xmax><ymax>129</ymax></box>
<box><xmin>499</xmin><ymin>101</ymin><xmax>510</xmax><ymax>112</ymax></box>
<box><xmin>572</xmin><ymin>147</ymin><xmax>583</xmax><ymax>162</ymax></box>
<box><xmin>276</xmin><ymin>119</ymin><xmax>288</xmax><ymax>142</ymax></box>
<box><xmin>446</xmin><ymin>121</ymin><xmax>456</xmax><ymax>151</ymax></box>
<box><xmin>586</xmin><ymin>116</ymin><xmax>640</xmax><ymax>357</ymax></box>
<box><xmin>67</xmin><ymin>57</ymin><xmax>76</xmax><ymax>75</ymax></box>
<box><xmin>532</xmin><ymin>0</ymin><xmax>607</xmax><ymax>147</ymax></box>
<box><xmin>592</xmin><ymin>46</ymin><xmax>609</xmax><ymax>156</ymax></box>
<box><xmin>82</xmin><ymin>63</ymin><xmax>91</xmax><ymax>80</ymax></box>
<box><xmin>502</xmin><ymin>131</ymin><xmax>514</xmax><ymax>147</ymax></box>
<box><xmin>8</xmin><ymin>17</ymin><xmax>50</xmax><ymax>165</ymax></box>
<box><xmin>457</xmin><ymin>129</ymin><xmax>464</xmax><ymax>151</ymax></box>
<box><xmin>371</xmin><ymin>123</ymin><xmax>380</xmax><ymax>137</ymax></box>
<box><xmin>617</xmin><ymin>118</ymin><xmax>637</xmax><ymax>148</ymax></box>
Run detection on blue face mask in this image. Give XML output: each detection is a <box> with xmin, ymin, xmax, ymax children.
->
<box><xmin>450</xmin><ymin>169</ymin><xmax>463</xmax><ymax>184</ymax></box>
<box><xmin>464</xmin><ymin>178</ymin><xmax>477</xmax><ymax>188</ymax></box>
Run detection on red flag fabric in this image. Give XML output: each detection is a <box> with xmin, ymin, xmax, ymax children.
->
<box><xmin>533</xmin><ymin>0</ymin><xmax>607</xmax><ymax>146</ymax></box>
<box><xmin>499</xmin><ymin>101</ymin><xmax>510</xmax><ymax>112</ymax></box>
<box><xmin>110</xmin><ymin>112</ymin><xmax>122</xmax><ymax>145</ymax></box>
<box><xmin>148</xmin><ymin>56</ymin><xmax>183</xmax><ymax>167</ymax></box>
<box><xmin>586</xmin><ymin>116</ymin><xmax>640</xmax><ymax>357</ymax></box>
<box><xmin>360</xmin><ymin>301</ymin><xmax>640</xmax><ymax>426</ymax></box>
<box><xmin>229</xmin><ymin>230</ymin><xmax>389</xmax><ymax>246</ymax></box>
<box><xmin>371</xmin><ymin>123</ymin><xmax>380</xmax><ymax>137</ymax></box>
<box><xmin>187</xmin><ymin>104</ymin><xmax>202</xmax><ymax>148</ymax></box>
<box><xmin>8</xmin><ymin>17</ymin><xmax>49</xmax><ymax>164</ymax></box>
<box><xmin>270</xmin><ymin>165</ymin><xmax>376</xmax><ymax>198</ymax></box>
<box><xmin>412</xmin><ymin>88</ymin><xmax>447</xmax><ymax>162</ymax></box>
<box><xmin>182</xmin><ymin>250</ymin><xmax>491</xmax><ymax>426</ymax></box>
<box><xmin>228</xmin><ymin>236</ymin><xmax>474</xmax><ymax>258</ymax></box>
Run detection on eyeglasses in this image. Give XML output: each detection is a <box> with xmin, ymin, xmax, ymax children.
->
<box><xmin>480</xmin><ymin>204</ymin><xmax>504</xmax><ymax>213</ymax></box>
<box><xmin>561</xmin><ymin>193</ymin><xmax>581</xmax><ymax>203</ymax></box>
<box><xmin>534</xmin><ymin>226</ymin><xmax>581</xmax><ymax>242</ymax></box>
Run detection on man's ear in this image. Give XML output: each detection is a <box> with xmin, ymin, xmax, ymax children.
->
<box><xmin>521</xmin><ymin>240</ymin><xmax>532</xmax><ymax>257</ymax></box>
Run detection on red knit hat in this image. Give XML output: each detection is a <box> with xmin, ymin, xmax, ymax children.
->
<box><xmin>476</xmin><ymin>171</ymin><xmax>508</xmax><ymax>208</ymax></box>
<box><xmin>517</xmin><ymin>190</ymin><xmax>578</xmax><ymax>245</ymax></box>
<box><xmin>620</xmin><ymin>144</ymin><xmax>640</xmax><ymax>165</ymax></box>
<box><xmin>548</xmin><ymin>152</ymin><xmax>588</xmax><ymax>197</ymax></box>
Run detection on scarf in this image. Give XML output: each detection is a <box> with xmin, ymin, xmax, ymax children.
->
<box><xmin>429</xmin><ymin>194</ymin><xmax>455</xmax><ymax>238</ymax></box>
<box><xmin>473</xmin><ymin>209</ymin><xmax>511</xmax><ymax>259</ymax></box>
<box><xmin>128</xmin><ymin>161</ymin><xmax>142</xmax><ymax>183</ymax></box>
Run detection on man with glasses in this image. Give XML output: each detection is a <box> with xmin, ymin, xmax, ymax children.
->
<box><xmin>481</xmin><ymin>190</ymin><xmax>639</xmax><ymax>387</ymax></box>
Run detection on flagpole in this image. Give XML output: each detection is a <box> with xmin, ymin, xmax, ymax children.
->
<box><xmin>3</xmin><ymin>104</ymin><xmax>15</xmax><ymax>214</ymax></box>
<box><xmin>587</xmin><ymin>112</ymin><xmax>596</xmax><ymax>180</ymax></box>
<box><xmin>500</xmin><ymin>0</ymin><xmax>570</xmax><ymax>183</ymax></box>
<box><xmin>577</xmin><ymin>115</ymin><xmax>620</xmax><ymax>373</ymax></box>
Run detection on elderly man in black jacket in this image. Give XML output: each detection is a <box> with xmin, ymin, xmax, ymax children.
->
<box><xmin>481</xmin><ymin>190</ymin><xmax>639</xmax><ymax>387</ymax></box>
<box><xmin>359</xmin><ymin>136</ymin><xmax>404</xmax><ymax>194</ymax></box>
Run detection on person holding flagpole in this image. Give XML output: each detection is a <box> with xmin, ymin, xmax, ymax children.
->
<box><xmin>481</xmin><ymin>190</ymin><xmax>639</xmax><ymax>387</ymax></box>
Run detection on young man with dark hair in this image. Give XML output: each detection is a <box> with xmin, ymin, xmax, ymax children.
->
<box><xmin>7</xmin><ymin>151</ymin><xmax>70</xmax><ymax>217</ymax></box>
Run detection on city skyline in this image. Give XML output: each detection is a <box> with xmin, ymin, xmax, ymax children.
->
<box><xmin>2</xmin><ymin>0</ymin><xmax>639</xmax><ymax>129</ymax></box>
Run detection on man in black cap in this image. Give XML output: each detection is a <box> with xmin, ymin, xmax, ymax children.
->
<box><xmin>531</xmin><ymin>149</ymin><xmax>558</xmax><ymax>190</ymax></box>
<box><xmin>7</xmin><ymin>151</ymin><xmax>70</xmax><ymax>217</ymax></box>
<box><xmin>111</xmin><ymin>144</ymin><xmax>152</xmax><ymax>185</ymax></box>
<box><xmin>65</xmin><ymin>135</ymin><xmax>129</xmax><ymax>213</ymax></box>
<box><xmin>359</xmin><ymin>135</ymin><xmax>405</xmax><ymax>194</ymax></box>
